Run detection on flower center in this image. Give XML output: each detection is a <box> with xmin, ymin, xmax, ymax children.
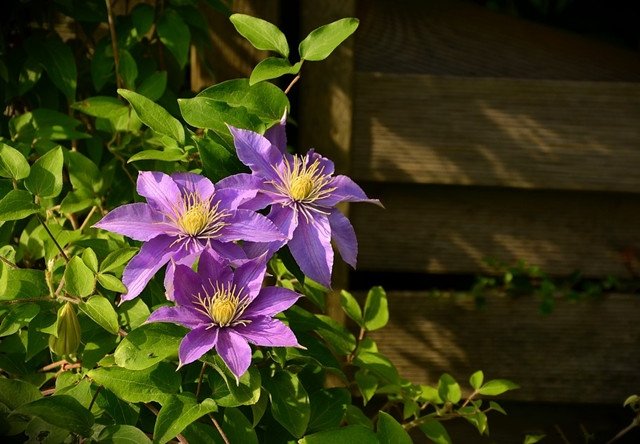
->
<box><xmin>166</xmin><ymin>191</ymin><xmax>230</xmax><ymax>240</ymax></box>
<box><xmin>289</xmin><ymin>175</ymin><xmax>314</xmax><ymax>200</ymax></box>
<box><xmin>194</xmin><ymin>281</ymin><xmax>249</xmax><ymax>328</ymax></box>
<box><xmin>180</xmin><ymin>206</ymin><xmax>209</xmax><ymax>236</ymax></box>
<box><xmin>210</xmin><ymin>297</ymin><xmax>237</xmax><ymax>326</ymax></box>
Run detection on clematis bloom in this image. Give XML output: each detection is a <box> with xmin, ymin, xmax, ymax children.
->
<box><xmin>146</xmin><ymin>248</ymin><xmax>301</xmax><ymax>380</ymax></box>
<box><xmin>93</xmin><ymin>171</ymin><xmax>285</xmax><ymax>301</ymax></box>
<box><xmin>223</xmin><ymin>121</ymin><xmax>382</xmax><ymax>289</ymax></box>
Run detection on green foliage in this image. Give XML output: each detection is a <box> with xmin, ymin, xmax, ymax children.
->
<box><xmin>0</xmin><ymin>3</ymin><xmax>523</xmax><ymax>443</ymax></box>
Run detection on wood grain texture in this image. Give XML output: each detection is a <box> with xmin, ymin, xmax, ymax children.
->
<box><xmin>351</xmin><ymin>184</ymin><xmax>640</xmax><ymax>278</ymax></box>
<box><xmin>363</xmin><ymin>291</ymin><xmax>640</xmax><ymax>404</ymax></box>
<box><xmin>351</xmin><ymin>73</ymin><xmax>640</xmax><ymax>192</ymax></box>
<box><xmin>355</xmin><ymin>0</ymin><xmax>640</xmax><ymax>80</ymax></box>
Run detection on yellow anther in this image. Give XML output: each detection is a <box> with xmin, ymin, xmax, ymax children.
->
<box><xmin>210</xmin><ymin>298</ymin><xmax>237</xmax><ymax>326</ymax></box>
<box><xmin>180</xmin><ymin>206</ymin><xmax>208</xmax><ymax>235</ymax></box>
<box><xmin>289</xmin><ymin>176</ymin><xmax>314</xmax><ymax>201</ymax></box>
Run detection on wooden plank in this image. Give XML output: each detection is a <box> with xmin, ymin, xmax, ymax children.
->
<box><xmin>351</xmin><ymin>73</ymin><xmax>640</xmax><ymax>192</ymax></box>
<box><xmin>351</xmin><ymin>184</ymin><xmax>640</xmax><ymax>278</ymax></box>
<box><xmin>355</xmin><ymin>0</ymin><xmax>640</xmax><ymax>80</ymax></box>
<box><xmin>364</xmin><ymin>291</ymin><xmax>640</xmax><ymax>404</ymax></box>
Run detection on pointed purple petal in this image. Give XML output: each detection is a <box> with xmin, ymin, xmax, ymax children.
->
<box><xmin>197</xmin><ymin>248</ymin><xmax>234</xmax><ymax>285</ymax></box>
<box><xmin>93</xmin><ymin>203</ymin><xmax>167</xmax><ymax>241</ymax></box>
<box><xmin>218</xmin><ymin>210</ymin><xmax>285</xmax><ymax>243</ymax></box>
<box><xmin>232</xmin><ymin>255</ymin><xmax>268</xmax><ymax>302</ymax></box>
<box><xmin>172</xmin><ymin>262</ymin><xmax>206</xmax><ymax>307</ymax></box>
<box><xmin>172</xmin><ymin>172</ymin><xmax>215</xmax><ymax>198</ymax></box>
<box><xmin>216</xmin><ymin>174</ymin><xmax>274</xmax><ymax>211</ymax></box>
<box><xmin>164</xmin><ymin>253</ymin><xmax>199</xmax><ymax>301</ymax></box>
<box><xmin>208</xmin><ymin>241</ymin><xmax>248</xmax><ymax>264</ymax></box>
<box><xmin>179</xmin><ymin>325</ymin><xmax>219</xmax><ymax>367</ymax></box>
<box><xmin>307</xmin><ymin>150</ymin><xmax>334</xmax><ymax>176</ymax></box>
<box><xmin>229</xmin><ymin>126</ymin><xmax>283</xmax><ymax>176</ymax></box>
<box><xmin>244</xmin><ymin>287</ymin><xmax>301</xmax><ymax>317</ymax></box>
<box><xmin>216</xmin><ymin>328</ymin><xmax>252</xmax><ymax>381</ymax></box>
<box><xmin>121</xmin><ymin>235</ymin><xmax>177</xmax><ymax>301</ymax></box>
<box><xmin>317</xmin><ymin>175</ymin><xmax>381</xmax><ymax>207</ymax></box>
<box><xmin>328</xmin><ymin>209</ymin><xmax>358</xmax><ymax>268</ymax></box>
<box><xmin>136</xmin><ymin>171</ymin><xmax>181</xmax><ymax>214</ymax></box>
<box><xmin>264</xmin><ymin>113</ymin><xmax>288</xmax><ymax>154</ymax></box>
<box><xmin>234</xmin><ymin>316</ymin><xmax>299</xmax><ymax>347</ymax></box>
<box><xmin>146</xmin><ymin>305</ymin><xmax>208</xmax><ymax>329</ymax></box>
<box><xmin>288</xmin><ymin>213</ymin><xmax>333</xmax><ymax>289</ymax></box>
<box><xmin>242</xmin><ymin>204</ymin><xmax>297</xmax><ymax>259</ymax></box>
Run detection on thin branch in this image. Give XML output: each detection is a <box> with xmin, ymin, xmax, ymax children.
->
<box><xmin>0</xmin><ymin>255</ymin><xmax>18</xmax><ymax>269</ymax></box>
<box><xmin>196</xmin><ymin>362</ymin><xmax>207</xmax><ymax>399</ymax></box>
<box><xmin>78</xmin><ymin>206</ymin><xmax>98</xmax><ymax>232</ymax></box>
<box><xmin>284</xmin><ymin>73</ymin><xmax>301</xmax><ymax>95</ymax></box>
<box><xmin>104</xmin><ymin>0</ymin><xmax>122</xmax><ymax>91</ymax></box>
<box><xmin>146</xmin><ymin>403</ymin><xmax>188</xmax><ymax>444</ymax></box>
<box><xmin>88</xmin><ymin>385</ymin><xmax>103</xmax><ymax>412</ymax></box>
<box><xmin>208</xmin><ymin>413</ymin><xmax>231</xmax><ymax>444</ymax></box>
<box><xmin>607</xmin><ymin>413</ymin><xmax>640</xmax><ymax>444</ymax></box>
<box><xmin>36</xmin><ymin>214</ymin><xmax>69</xmax><ymax>263</ymax></box>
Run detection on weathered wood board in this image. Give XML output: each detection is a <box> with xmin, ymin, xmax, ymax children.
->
<box><xmin>365</xmin><ymin>291</ymin><xmax>640</xmax><ymax>404</ymax></box>
<box><xmin>352</xmin><ymin>73</ymin><xmax>640</xmax><ymax>193</ymax></box>
<box><xmin>351</xmin><ymin>184</ymin><xmax>640</xmax><ymax>278</ymax></box>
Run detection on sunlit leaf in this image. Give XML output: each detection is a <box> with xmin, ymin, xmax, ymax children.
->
<box><xmin>230</xmin><ymin>14</ymin><xmax>289</xmax><ymax>58</ymax></box>
<box><xmin>298</xmin><ymin>18</ymin><xmax>359</xmax><ymax>62</ymax></box>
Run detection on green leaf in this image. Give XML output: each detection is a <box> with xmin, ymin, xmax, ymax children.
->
<box><xmin>194</xmin><ymin>133</ymin><xmax>247</xmax><ymax>182</ymax></box>
<box><xmin>489</xmin><ymin>400</ymin><xmax>507</xmax><ymax>415</ymax></box>
<box><xmin>300</xmin><ymin>425</ymin><xmax>379</xmax><ymax>444</ymax></box>
<box><xmin>437</xmin><ymin>373</ymin><xmax>461</xmax><ymax>404</ymax></box>
<box><xmin>0</xmin><ymin>377</ymin><xmax>43</xmax><ymax>409</ymax></box>
<box><xmin>524</xmin><ymin>435</ymin><xmax>546</xmax><ymax>444</ymax></box>
<box><xmin>71</xmin><ymin>96</ymin><xmax>129</xmax><ymax>120</ymax></box>
<box><xmin>470</xmin><ymin>370</ymin><xmax>484</xmax><ymax>390</ymax></box>
<box><xmin>97</xmin><ymin>273</ymin><xmax>128</xmax><ymax>293</ymax></box>
<box><xmin>219</xmin><ymin>408</ymin><xmax>258</xmax><ymax>444</ymax></box>
<box><xmin>114</xmin><ymin>322</ymin><xmax>186</xmax><ymax>370</ymax></box>
<box><xmin>12</xmin><ymin>394</ymin><xmax>94</xmax><ymax>437</ymax></box>
<box><xmin>207</xmin><ymin>356</ymin><xmax>262</xmax><ymax>407</ymax></box>
<box><xmin>478</xmin><ymin>379</ymin><xmax>520</xmax><ymax>396</ymax></box>
<box><xmin>67</xmin><ymin>151</ymin><xmax>103</xmax><ymax>194</ymax></box>
<box><xmin>249</xmin><ymin>58</ymin><xmax>301</xmax><ymax>85</ymax></box>
<box><xmin>95</xmin><ymin>388</ymin><xmax>140</xmax><ymax>426</ymax></box>
<box><xmin>264</xmin><ymin>371</ymin><xmax>310</xmax><ymax>438</ymax></box>
<box><xmin>353</xmin><ymin>350</ymin><xmax>400</xmax><ymax>385</ymax></box>
<box><xmin>419</xmin><ymin>385</ymin><xmax>443</xmax><ymax>404</ymax></box>
<box><xmin>299</xmin><ymin>18</ymin><xmax>359</xmax><ymax>62</ymax></box>
<box><xmin>419</xmin><ymin>420</ymin><xmax>452</xmax><ymax>444</ymax></box>
<box><xmin>157</xmin><ymin>9</ymin><xmax>191</xmax><ymax>68</ymax></box>
<box><xmin>127</xmin><ymin>148</ymin><xmax>187</xmax><ymax>163</ymax></box>
<box><xmin>377</xmin><ymin>411</ymin><xmax>412</xmax><ymax>444</ymax></box>
<box><xmin>87</xmin><ymin>362</ymin><xmax>181</xmax><ymax>404</ymax></box>
<box><xmin>314</xmin><ymin>313</ymin><xmax>357</xmax><ymax>356</ymax></box>
<box><xmin>24</xmin><ymin>146</ymin><xmax>64</xmax><ymax>199</ymax></box>
<box><xmin>100</xmin><ymin>247</ymin><xmax>138</xmax><ymax>274</ymax></box>
<box><xmin>363</xmin><ymin>286</ymin><xmax>388</xmax><ymax>331</ymax></box>
<box><xmin>118</xmin><ymin>49</ymin><xmax>138</xmax><ymax>90</ymax></box>
<box><xmin>82</xmin><ymin>248</ymin><xmax>99</xmax><ymax>273</ymax></box>
<box><xmin>98</xmin><ymin>424</ymin><xmax>152</xmax><ymax>444</ymax></box>
<box><xmin>131</xmin><ymin>3</ymin><xmax>155</xmax><ymax>38</ymax></box>
<box><xmin>308</xmin><ymin>388</ymin><xmax>350</xmax><ymax>433</ymax></box>
<box><xmin>25</xmin><ymin>34</ymin><xmax>77</xmax><ymax>101</ymax></box>
<box><xmin>340</xmin><ymin>290</ymin><xmax>363</xmax><ymax>327</ymax></box>
<box><xmin>79</xmin><ymin>295</ymin><xmax>119</xmax><ymax>335</ymax></box>
<box><xmin>355</xmin><ymin>370</ymin><xmax>378</xmax><ymax>405</ymax></box>
<box><xmin>230</xmin><ymin>14</ymin><xmax>289</xmax><ymax>58</ymax></box>
<box><xmin>154</xmin><ymin>394</ymin><xmax>218</xmax><ymax>444</ymax></box>
<box><xmin>138</xmin><ymin>71</ymin><xmax>168</xmax><ymax>101</ymax></box>
<box><xmin>462</xmin><ymin>410</ymin><xmax>488</xmax><ymax>435</ymax></box>
<box><xmin>0</xmin><ymin>303</ymin><xmax>40</xmax><ymax>337</ymax></box>
<box><xmin>119</xmin><ymin>89</ymin><xmax>185</xmax><ymax>144</ymax></box>
<box><xmin>0</xmin><ymin>142</ymin><xmax>30</xmax><ymax>180</ymax></box>
<box><xmin>64</xmin><ymin>255</ymin><xmax>95</xmax><ymax>298</ymax></box>
<box><xmin>178</xmin><ymin>78</ymin><xmax>289</xmax><ymax>134</ymax></box>
<box><xmin>18</xmin><ymin>57</ymin><xmax>43</xmax><ymax>96</ymax></box>
<box><xmin>345</xmin><ymin>405</ymin><xmax>374</xmax><ymax>429</ymax></box>
<box><xmin>60</xmin><ymin>188</ymin><xmax>96</xmax><ymax>214</ymax></box>
<box><xmin>0</xmin><ymin>190</ymin><xmax>39</xmax><ymax>221</ymax></box>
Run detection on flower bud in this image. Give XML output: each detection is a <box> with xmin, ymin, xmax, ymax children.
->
<box><xmin>49</xmin><ymin>302</ymin><xmax>81</xmax><ymax>356</ymax></box>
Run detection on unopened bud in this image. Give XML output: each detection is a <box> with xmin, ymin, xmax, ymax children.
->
<box><xmin>49</xmin><ymin>302</ymin><xmax>81</xmax><ymax>356</ymax></box>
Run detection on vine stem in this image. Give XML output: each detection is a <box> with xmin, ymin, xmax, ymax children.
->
<box><xmin>145</xmin><ymin>403</ymin><xmax>188</xmax><ymax>444</ymax></box>
<box><xmin>104</xmin><ymin>0</ymin><xmax>122</xmax><ymax>91</ymax></box>
<box><xmin>606</xmin><ymin>413</ymin><xmax>640</xmax><ymax>444</ymax></box>
<box><xmin>36</xmin><ymin>213</ymin><xmax>69</xmax><ymax>263</ymax></box>
<box><xmin>0</xmin><ymin>255</ymin><xmax>18</xmax><ymax>269</ymax></box>
<box><xmin>284</xmin><ymin>60</ymin><xmax>304</xmax><ymax>95</ymax></box>
<box><xmin>209</xmin><ymin>413</ymin><xmax>231</xmax><ymax>444</ymax></box>
<box><xmin>196</xmin><ymin>362</ymin><xmax>207</xmax><ymax>399</ymax></box>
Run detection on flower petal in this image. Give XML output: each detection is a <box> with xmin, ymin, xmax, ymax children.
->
<box><xmin>136</xmin><ymin>171</ymin><xmax>181</xmax><ymax>214</ymax></box>
<box><xmin>241</xmin><ymin>204</ymin><xmax>297</xmax><ymax>259</ymax></box>
<box><xmin>216</xmin><ymin>328</ymin><xmax>252</xmax><ymax>381</ymax></box>
<box><xmin>229</xmin><ymin>125</ymin><xmax>283</xmax><ymax>177</ymax></box>
<box><xmin>172</xmin><ymin>172</ymin><xmax>215</xmax><ymax>198</ymax></box>
<box><xmin>264</xmin><ymin>113</ymin><xmax>288</xmax><ymax>154</ymax></box>
<box><xmin>288</xmin><ymin>212</ymin><xmax>333</xmax><ymax>289</ymax></box>
<box><xmin>328</xmin><ymin>209</ymin><xmax>358</xmax><ymax>268</ymax></box>
<box><xmin>232</xmin><ymin>255</ymin><xmax>268</xmax><ymax>303</ymax></box>
<box><xmin>317</xmin><ymin>175</ymin><xmax>381</xmax><ymax>207</ymax></box>
<box><xmin>146</xmin><ymin>305</ymin><xmax>208</xmax><ymax>329</ymax></box>
<box><xmin>216</xmin><ymin>173</ymin><xmax>275</xmax><ymax>211</ymax></box>
<box><xmin>120</xmin><ymin>235</ymin><xmax>176</xmax><ymax>301</ymax></box>
<box><xmin>218</xmin><ymin>209</ymin><xmax>286</xmax><ymax>243</ymax></box>
<box><xmin>197</xmin><ymin>248</ymin><xmax>234</xmax><ymax>285</ymax></box>
<box><xmin>233</xmin><ymin>316</ymin><xmax>299</xmax><ymax>348</ymax></box>
<box><xmin>93</xmin><ymin>203</ymin><xmax>167</xmax><ymax>241</ymax></box>
<box><xmin>172</xmin><ymin>262</ymin><xmax>206</xmax><ymax>307</ymax></box>
<box><xmin>244</xmin><ymin>287</ymin><xmax>301</xmax><ymax>318</ymax></box>
<box><xmin>178</xmin><ymin>325</ymin><xmax>219</xmax><ymax>367</ymax></box>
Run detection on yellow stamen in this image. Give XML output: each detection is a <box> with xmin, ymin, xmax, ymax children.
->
<box><xmin>181</xmin><ymin>205</ymin><xmax>209</xmax><ymax>236</ymax></box>
<box><xmin>211</xmin><ymin>298</ymin><xmax>237</xmax><ymax>326</ymax></box>
<box><xmin>289</xmin><ymin>175</ymin><xmax>314</xmax><ymax>200</ymax></box>
<box><xmin>193</xmin><ymin>281</ymin><xmax>249</xmax><ymax>328</ymax></box>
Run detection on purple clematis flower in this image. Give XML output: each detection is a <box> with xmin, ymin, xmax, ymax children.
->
<box><xmin>146</xmin><ymin>248</ymin><xmax>301</xmax><ymax>380</ymax></box>
<box><xmin>93</xmin><ymin>171</ymin><xmax>286</xmax><ymax>301</ymax></box>
<box><xmin>221</xmin><ymin>120</ymin><xmax>382</xmax><ymax>289</ymax></box>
